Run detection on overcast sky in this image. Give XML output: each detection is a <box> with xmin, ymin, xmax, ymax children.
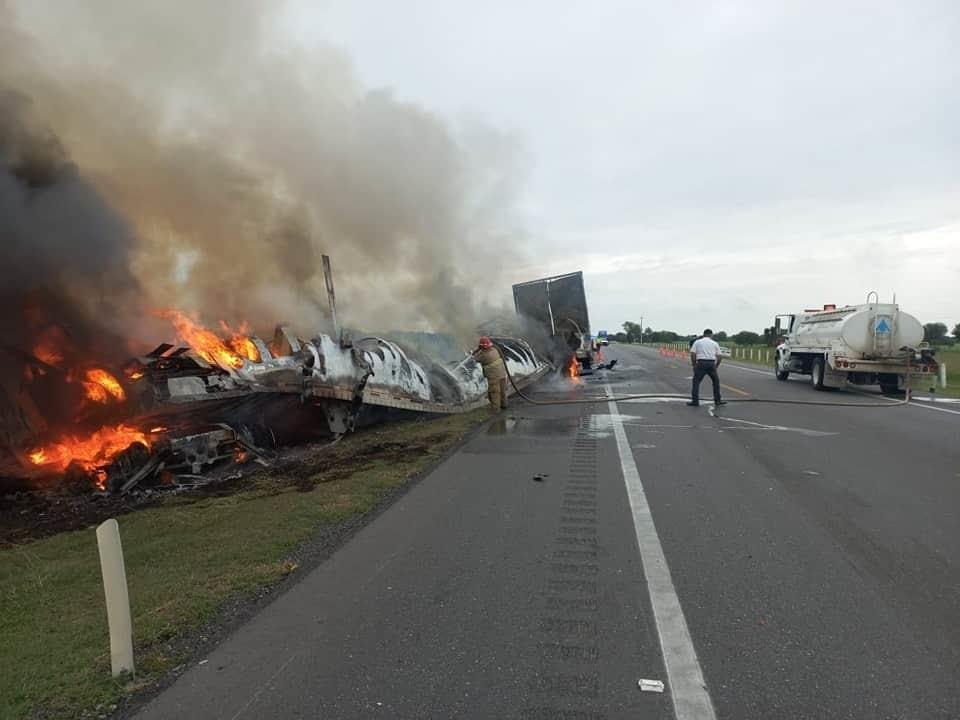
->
<box><xmin>287</xmin><ymin>0</ymin><xmax>958</xmax><ymax>335</ymax></box>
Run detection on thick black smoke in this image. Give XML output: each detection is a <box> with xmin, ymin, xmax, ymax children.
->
<box><xmin>0</xmin><ymin>89</ymin><xmax>141</xmax><ymax>354</ymax></box>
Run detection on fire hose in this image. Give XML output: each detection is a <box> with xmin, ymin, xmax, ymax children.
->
<box><xmin>492</xmin><ymin>343</ymin><xmax>914</xmax><ymax>409</ymax></box>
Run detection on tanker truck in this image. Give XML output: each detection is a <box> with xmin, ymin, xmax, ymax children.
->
<box><xmin>773</xmin><ymin>293</ymin><xmax>938</xmax><ymax>394</ymax></box>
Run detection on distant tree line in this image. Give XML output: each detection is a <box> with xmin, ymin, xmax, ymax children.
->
<box><xmin>614</xmin><ymin>323</ymin><xmax>779</xmax><ymax>346</ymax></box>
<box><xmin>924</xmin><ymin>322</ymin><xmax>959</xmax><ymax>346</ymax></box>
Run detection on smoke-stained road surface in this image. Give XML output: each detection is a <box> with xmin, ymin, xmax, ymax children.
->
<box><xmin>133</xmin><ymin>343</ymin><xmax>960</xmax><ymax>719</ymax></box>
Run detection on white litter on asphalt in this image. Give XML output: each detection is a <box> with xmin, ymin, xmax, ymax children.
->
<box><xmin>802</xmin><ymin>470</ymin><xmax>821</xmax><ymax>476</ymax></box>
<box><xmin>639</xmin><ymin>679</ymin><xmax>666</xmax><ymax>693</ymax></box>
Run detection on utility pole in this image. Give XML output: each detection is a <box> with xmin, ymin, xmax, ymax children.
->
<box><xmin>639</xmin><ymin>316</ymin><xmax>644</xmax><ymax>345</ymax></box>
<box><xmin>321</xmin><ymin>254</ymin><xmax>339</xmax><ymax>340</ymax></box>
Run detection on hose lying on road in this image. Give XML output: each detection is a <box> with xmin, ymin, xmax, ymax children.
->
<box><xmin>493</xmin><ymin>344</ymin><xmax>913</xmax><ymax>409</ymax></box>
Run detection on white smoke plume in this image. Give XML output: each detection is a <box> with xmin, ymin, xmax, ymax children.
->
<box><xmin>0</xmin><ymin>0</ymin><xmax>530</xmax><ymax>347</ymax></box>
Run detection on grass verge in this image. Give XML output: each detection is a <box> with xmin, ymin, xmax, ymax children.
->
<box><xmin>0</xmin><ymin>410</ymin><xmax>488</xmax><ymax>720</ymax></box>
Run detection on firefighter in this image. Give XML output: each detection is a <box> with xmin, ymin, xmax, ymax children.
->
<box><xmin>474</xmin><ymin>336</ymin><xmax>509</xmax><ymax>411</ymax></box>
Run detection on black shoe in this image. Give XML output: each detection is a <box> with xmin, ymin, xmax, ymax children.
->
<box><xmin>715</xmin><ymin>400</ymin><xmax>727</xmax><ymax>406</ymax></box>
<box><xmin>686</xmin><ymin>401</ymin><xmax>699</xmax><ymax>406</ymax></box>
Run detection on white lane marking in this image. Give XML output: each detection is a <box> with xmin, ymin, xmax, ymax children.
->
<box><xmin>841</xmin><ymin>388</ymin><xmax>960</xmax><ymax>417</ymax></box>
<box><xmin>906</xmin><ymin>401</ymin><xmax>960</xmax><ymax>417</ymax></box>
<box><xmin>715</xmin><ymin>416</ymin><xmax>836</xmax><ymax>437</ymax></box>
<box><xmin>604</xmin><ymin>383</ymin><xmax>716</xmax><ymax>720</ymax></box>
<box><xmin>229</xmin><ymin>653</ymin><xmax>297</xmax><ymax>720</ymax></box>
<box><xmin>717</xmin><ymin>367</ymin><xmax>960</xmax><ymax>417</ymax></box>
<box><xmin>619</xmin><ymin>397</ymin><xmax>690</xmax><ymax>404</ymax></box>
<box><xmin>721</xmin><ymin>363</ymin><xmax>771</xmax><ymax>376</ymax></box>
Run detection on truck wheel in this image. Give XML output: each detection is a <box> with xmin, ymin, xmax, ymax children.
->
<box><xmin>879</xmin><ymin>374</ymin><xmax>901</xmax><ymax>395</ymax></box>
<box><xmin>811</xmin><ymin>357</ymin><xmax>825</xmax><ymax>390</ymax></box>
<box><xmin>775</xmin><ymin>355</ymin><xmax>789</xmax><ymax>381</ymax></box>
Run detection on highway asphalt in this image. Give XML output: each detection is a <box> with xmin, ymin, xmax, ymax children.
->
<box><xmin>133</xmin><ymin>343</ymin><xmax>960</xmax><ymax>719</ymax></box>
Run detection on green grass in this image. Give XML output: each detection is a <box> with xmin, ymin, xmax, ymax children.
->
<box><xmin>0</xmin><ymin>411</ymin><xmax>487</xmax><ymax>720</ymax></box>
<box><xmin>930</xmin><ymin>348</ymin><xmax>960</xmax><ymax>397</ymax></box>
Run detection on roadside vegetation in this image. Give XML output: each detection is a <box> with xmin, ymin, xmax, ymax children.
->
<box><xmin>0</xmin><ymin>411</ymin><xmax>488</xmax><ymax>720</ymax></box>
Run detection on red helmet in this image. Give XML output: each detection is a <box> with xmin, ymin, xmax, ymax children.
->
<box><xmin>478</xmin><ymin>336</ymin><xmax>493</xmax><ymax>349</ymax></box>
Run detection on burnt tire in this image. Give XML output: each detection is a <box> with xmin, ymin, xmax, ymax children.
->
<box><xmin>811</xmin><ymin>357</ymin><xmax>826</xmax><ymax>390</ymax></box>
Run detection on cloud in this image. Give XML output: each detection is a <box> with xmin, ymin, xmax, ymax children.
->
<box><xmin>296</xmin><ymin>0</ymin><xmax>959</xmax><ymax>332</ymax></box>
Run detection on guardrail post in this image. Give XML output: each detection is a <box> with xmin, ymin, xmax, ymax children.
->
<box><xmin>96</xmin><ymin>519</ymin><xmax>135</xmax><ymax>677</ymax></box>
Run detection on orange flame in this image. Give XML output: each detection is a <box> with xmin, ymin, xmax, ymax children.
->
<box><xmin>84</xmin><ymin>383</ymin><xmax>109</xmax><ymax>403</ymax></box>
<box><xmin>228</xmin><ymin>335</ymin><xmax>260</xmax><ymax>363</ymax></box>
<box><xmin>82</xmin><ymin>368</ymin><xmax>126</xmax><ymax>403</ymax></box>
<box><xmin>219</xmin><ymin>320</ymin><xmax>261</xmax><ymax>362</ymax></box>
<box><xmin>27</xmin><ymin>423</ymin><xmax>151</xmax><ymax>489</ymax></box>
<box><xmin>33</xmin><ymin>340</ymin><xmax>64</xmax><ymax>367</ymax></box>
<box><xmin>158</xmin><ymin>310</ymin><xmax>255</xmax><ymax>369</ymax></box>
<box><xmin>567</xmin><ymin>355</ymin><xmax>581</xmax><ymax>384</ymax></box>
<box><xmin>32</xmin><ymin>324</ymin><xmax>69</xmax><ymax>367</ymax></box>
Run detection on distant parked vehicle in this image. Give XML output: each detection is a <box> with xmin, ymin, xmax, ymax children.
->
<box><xmin>718</xmin><ymin>346</ymin><xmax>732</xmax><ymax>358</ymax></box>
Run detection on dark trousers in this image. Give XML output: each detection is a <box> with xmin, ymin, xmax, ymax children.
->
<box><xmin>691</xmin><ymin>360</ymin><xmax>722</xmax><ymax>404</ymax></box>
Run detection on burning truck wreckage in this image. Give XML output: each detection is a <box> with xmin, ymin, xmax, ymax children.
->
<box><xmin>0</xmin><ymin>81</ymin><xmax>604</xmax><ymax>535</ymax></box>
<box><xmin>1</xmin><ymin>267</ymin><xmax>624</xmax><ymax>519</ymax></box>
<box><xmin>0</xmin><ymin>314</ymin><xmax>552</xmax><ymax>502</ymax></box>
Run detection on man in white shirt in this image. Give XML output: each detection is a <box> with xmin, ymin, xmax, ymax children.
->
<box><xmin>688</xmin><ymin>329</ymin><xmax>726</xmax><ymax>407</ymax></box>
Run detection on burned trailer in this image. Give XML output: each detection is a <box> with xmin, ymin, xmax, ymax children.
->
<box><xmin>132</xmin><ymin>328</ymin><xmax>548</xmax><ymax>422</ymax></box>
<box><xmin>102</xmin><ymin>328</ymin><xmax>549</xmax><ymax>489</ymax></box>
<box><xmin>512</xmin><ymin>271</ymin><xmax>596</xmax><ymax>372</ymax></box>
<box><xmin>6</xmin><ymin>320</ymin><xmax>549</xmax><ymax>496</ymax></box>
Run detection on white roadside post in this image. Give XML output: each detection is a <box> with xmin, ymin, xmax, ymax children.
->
<box><xmin>96</xmin><ymin>519</ymin><xmax>135</xmax><ymax>677</ymax></box>
<box><xmin>941</xmin><ymin>363</ymin><xmax>947</xmax><ymax>389</ymax></box>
